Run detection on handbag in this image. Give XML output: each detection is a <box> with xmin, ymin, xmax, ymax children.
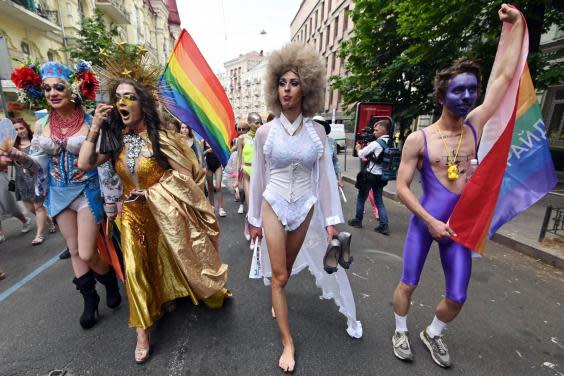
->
<box><xmin>355</xmin><ymin>169</ymin><xmax>368</xmax><ymax>190</ymax></box>
<box><xmin>7</xmin><ymin>165</ymin><xmax>16</xmax><ymax>192</ymax></box>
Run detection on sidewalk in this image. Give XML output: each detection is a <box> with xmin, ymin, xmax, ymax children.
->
<box><xmin>338</xmin><ymin>146</ymin><xmax>564</xmax><ymax>269</ymax></box>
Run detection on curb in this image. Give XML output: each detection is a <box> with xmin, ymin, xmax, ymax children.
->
<box><xmin>342</xmin><ymin>176</ymin><xmax>563</xmax><ymax>269</ymax></box>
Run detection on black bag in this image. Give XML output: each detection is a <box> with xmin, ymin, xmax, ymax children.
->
<box><xmin>7</xmin><ymin>165</ymin><xmax>16</xmax><ymax>192</ymax></box>
<box><xmin>355</xmin><ymin>170</ymin><xmax>369</xmax><ymax>190</ymax></box>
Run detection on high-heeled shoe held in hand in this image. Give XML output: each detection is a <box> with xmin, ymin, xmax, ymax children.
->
<box><xmin>323</xmin><ymin>238</ymin><xmax>341</xmax><ymax>274</ymax></box>
<box><xmin>338</xmin><ymin>232</ymin><xmax>353</xmax><ymax>269</ymax></box>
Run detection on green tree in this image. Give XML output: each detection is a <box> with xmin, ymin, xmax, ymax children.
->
<box><xmin>332</xmin><ymin>0</ymin><xmax>564</xmax><ymax>124</ymax></box>
<box><xmin>62</xmin><ymin>7</ymin><xmax>119</xmax><ymax>66</ymax></box>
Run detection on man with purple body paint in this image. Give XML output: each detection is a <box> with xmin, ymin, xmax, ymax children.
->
<box><xmin>390</xmin><ymin>4</ymin><xmax>524</xmax><ymax>368</ymax></box>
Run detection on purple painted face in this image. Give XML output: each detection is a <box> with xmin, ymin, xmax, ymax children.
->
<box><xmin>444</xmin><ymin>73</ymin><xmax>478</xmax><ymax>118</ymax></box>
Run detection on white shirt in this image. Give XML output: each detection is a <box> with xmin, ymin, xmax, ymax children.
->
<box><xmin>358</xmin><ymin>135</ymin><xmax>389</xmax><ymax>175</ymax></box>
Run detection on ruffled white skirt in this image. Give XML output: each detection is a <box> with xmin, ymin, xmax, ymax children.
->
<box><xmin>249</xmin><ymin>202</ymin><xmax>363</xmax><ymax>338</ymax></box>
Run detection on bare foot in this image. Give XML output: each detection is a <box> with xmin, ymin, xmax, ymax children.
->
<box><xmin>271</xmin><ymin>306</ymin><xmax>276</xmax><ymax>319</ymax></box>
<box><xmin>279</xmin><ymin>343</ymin><xmax>295</xmax><ymax>373</ymax></box>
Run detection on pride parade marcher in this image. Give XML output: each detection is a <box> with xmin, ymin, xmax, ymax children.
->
<box><xmin>78</xmin><ymin>46</ymin><xmax>230</xmax><ymax>363</ymax></box>
<box><xmin>248</xmin><ymin>42</ymin><xmax>362</xmax><ymax>373</ymax></box>
<box><xmin>391</xmin><ymin>4</ymin><xmax>524</xmax><ymax>368</ymax></box>
<box><xmin>235</xmin><ymin>112</ymin><xmax>262</xmax><ymax>246</ymax></box>
<box><xmin>6</xmin><ymin>61</ymin><xmax>122</xmax><ymax>329</ymax></box>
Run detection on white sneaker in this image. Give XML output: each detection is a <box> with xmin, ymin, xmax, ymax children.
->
<box><xmin>218</xmin><ymin>208</ymin><xmax>227</xmax><ymax>217</ymax></box>
<box><xmin>237</xmin><ymin>204</ymin><xmax>244</xmax><ymax>214</ymax></box>
<box><xmin>21</xmin><ymin>217</ymin><xmax>32</xmax><ymax>233</ymax></box>
<box><xmin>0</xmin><ymin>233</ymin><xmax>5</xmax><ymax>243</ymax></box>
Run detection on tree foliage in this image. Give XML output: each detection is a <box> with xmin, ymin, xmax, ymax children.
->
<box><xmin>332</xmin><ymin>0</ymin><xmax>564</xmax><ymax>124</ymax></box>
<box><xmin>62</xmin><ymin>7</ymin><xmax>119</xmax><ymax>66</ymax></box>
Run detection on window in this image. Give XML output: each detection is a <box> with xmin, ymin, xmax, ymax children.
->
<box><xmin>325</xmin><ymin>26</ymin><xmax>330</xmax><ymax>48</ymax></box>
<box><xmin>334</xmin><ymin>17</ymin><xmax>339</xmax><ymax>41</ymax></box>
<box><xmin>327</xmin><ymin>0</ymin><xmax>332</xmax><ymax>14</ymax></box>
<box><xmin>305</xmin><ymin>24</ymin><xmax>308</xmax><ymax>39</ymax></box>
<box><xmin>344</xmin><ymin>8</ymin><xmax>349</xmax><ymax>32</ymax></box>
<box><xmin>20</xmin><ymin>41</ymin><xmax>30</xmax><ymax>56</ymax></box>
<box><xmin>321</xmin><ymin>2</ymin><xmax>324</xmax><ymax>20</ymax></box>
<box><xmin>331</xmin><ymin>52</ymin><xmax>336</xmax><ymax>72</ymax></box>
<box><xmin>47</xmin><ymin>51</ymin><xmax>54</xmax><ymax>61</ymax></box>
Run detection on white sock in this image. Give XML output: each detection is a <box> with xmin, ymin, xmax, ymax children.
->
<box><xmin>394</xmin><ymin>313</ymin><xmax>408</xmax><ymax>332</ymax></box>
<box><xmin>427</xmin><ymin>316</ymin><xmax>447</xmax><ymax>337</ymax></box>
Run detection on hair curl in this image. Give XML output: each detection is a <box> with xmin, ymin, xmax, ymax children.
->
<box><xmin>433</xmin><ymin>58</ymin><xmax>482</xmax><ymax>105</ymax></box>
<box><xmin>265</xmin><ymin>43</ymin><xmax>325</xmax><ymax>117</ymax></box>
<box><xmin>108</xmin><ymin>78</ymin><xmax>168</xmax><ymax>169</ymax></box>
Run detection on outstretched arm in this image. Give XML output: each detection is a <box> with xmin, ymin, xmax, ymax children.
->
<box><xmin>467</xmin><ymin>4</ymin><xmax>524</xmax><ymax>133</ymax></box>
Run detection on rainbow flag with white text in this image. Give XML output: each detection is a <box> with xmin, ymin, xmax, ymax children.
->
<box><xmin>448</xmin><ymin>14</ymin><xmax>557</xmax><ymax>255</ymax></box>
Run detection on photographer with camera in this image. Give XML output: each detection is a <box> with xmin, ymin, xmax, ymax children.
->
<box><xmin>348</xmin><ymin>119</ymin><xmax>391</xmax><ymax>235</ymax></box>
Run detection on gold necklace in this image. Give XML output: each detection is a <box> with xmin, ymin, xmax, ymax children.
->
<box><xmin>435</xmin><ymin>123</ymin><xmax>464</xmax><ymax>181</ymax></box>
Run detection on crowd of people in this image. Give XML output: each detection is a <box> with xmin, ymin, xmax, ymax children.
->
<box><xmin>0</xmin><ymin>3</ymin><xmax>525</xmax><ymax>373</ymax></box>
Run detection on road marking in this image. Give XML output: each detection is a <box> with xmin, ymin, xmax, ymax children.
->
<box><xmin>0</xmin><ymin>254</ymin><xmax>59</xmax><ymax>303</ymax></box>
<box><xmin>362</xmin><ymin>249</ymin><xmax>403</xmax><ymax>262</ymax></box>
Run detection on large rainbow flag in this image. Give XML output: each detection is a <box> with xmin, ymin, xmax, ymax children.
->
<box><xmin>159</xmin><ymin>29</ymin><xmax>236</xmax><ymax>166</ymax></box>
<box><xmin>449</xmin><ymin>14</ymin><xmax>557</xmax><ymax>255</ymax></box>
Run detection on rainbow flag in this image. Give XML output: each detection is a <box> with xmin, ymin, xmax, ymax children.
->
<box><xmin>159</xmin><ymin>29</ymin><xmax>236</xmax><ymax>166</ymax></box>
<box><xmin>449</xmin><ymin>15</ymin><xmax>557</xmax><ymax>255</ymax></box>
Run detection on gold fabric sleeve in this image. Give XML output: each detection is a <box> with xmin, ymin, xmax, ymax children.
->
<box><xmin>144</xmin><ymin>131</ymin><xmax>229</xmax><ymax>300</ymax></box>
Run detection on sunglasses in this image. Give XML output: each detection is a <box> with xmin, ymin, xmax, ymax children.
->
<box><xmin>115</xmin><ymin>93</ymin><xmax>139</xmax><ymax>107</ymax></box>
<box><xmin>42</xmin><ymin>83</ymin><xmax>66</xmax><ymax>93</ymax></box>
<box><xmin>237</xmin><ymin>127</ymin><xmax>249</xmax><ymax>132</ymax></box>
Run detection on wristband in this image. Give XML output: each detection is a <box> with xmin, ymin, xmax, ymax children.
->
<box><xmin>86</xmin><ymin>129</ymin><xmax>100</xmax><ymax>143</ymax></box>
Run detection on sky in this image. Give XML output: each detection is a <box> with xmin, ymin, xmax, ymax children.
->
<box><xmin>176</xmin><ymin>0</ymin><xmax>302</xmax><ymax>73</ymax></box>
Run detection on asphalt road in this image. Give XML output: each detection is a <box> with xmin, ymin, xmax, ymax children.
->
<box><xmin>0</xmin><ymin>183</ymin><xmax>563</xmax><ymax>376</ymax></box>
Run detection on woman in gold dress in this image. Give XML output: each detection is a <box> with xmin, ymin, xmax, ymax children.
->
<box><xmin>78</xmin><ymin>78</ymin><xmax>229</xmax><ymax>363</ymax></box>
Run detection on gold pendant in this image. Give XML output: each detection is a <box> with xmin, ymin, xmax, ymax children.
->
<box><xmin>447</xmin><ymin>163</ymin><xmax>459</xmax><ymax>181</ymax></box>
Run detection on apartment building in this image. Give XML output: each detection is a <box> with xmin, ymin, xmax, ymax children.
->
<box><xmin>222</xmin><ymin>51</ymin><xmax>268</xmax><ymax>122</ymax></box>
<box><xmin>290</xmin><ymin>0</ymin><xmax>354</xmax><ymax>120</ymax></box>
<box><xmin>0</xmin><ymin>0</ymin><xmax>181</xmax><ymax>117</ymax></box>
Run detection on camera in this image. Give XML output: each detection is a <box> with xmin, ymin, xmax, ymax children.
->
<box><xmin>356</xmin><ymin>126</ymin><xmax>376</xmax><ymax>147</ymax></box>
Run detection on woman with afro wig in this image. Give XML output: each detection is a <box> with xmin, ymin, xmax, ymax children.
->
<box><xmin>248</xmin><ymin>43</ymin><xmax>362</xmax><ymax>373</ymax></box>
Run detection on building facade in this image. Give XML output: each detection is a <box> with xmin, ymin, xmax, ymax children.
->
<box><xmin>290</xmin><ymin>0</ymin><xmax>354</xmax><ymax>121</ymax></box>
<box><xmin>0</xmin><ymin>0</ymin><xmax>181</xmax><ymax>117</ymax></box>
<box><xmin>222</xmin><ymin>51</ymin><xmax>268</xmax><ymax>122</ymax></box>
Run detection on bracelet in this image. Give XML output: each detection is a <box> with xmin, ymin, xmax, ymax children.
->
<box><xmin>86</xmin><ymin>129</ymin><xmax>100</xmax><ymax>143</ymax></box>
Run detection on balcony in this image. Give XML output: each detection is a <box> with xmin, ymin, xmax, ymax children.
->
<box><xmin>96</xmin><ymin>0</ymin><xmax>129</xmax><ymax>24</ymax></box>
<box><xmin>0</xmin><ymin>1</ymin><xmax>61</xmax><ymax>31</ymax></box>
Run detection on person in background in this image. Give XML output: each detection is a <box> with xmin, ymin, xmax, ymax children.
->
<box><xmin>313</xmin><ymin>115</ymin><xmax>343</xmax><ymax>188</ymax></box>
<box><xmin>13</xmin><ymin>118</ymin><xmax>56</xmax><ymax>245</ymax></box>
<box><xmin>203</xmin><ymin>141</ymin><xmax>226</xmax><ymax>217</ymax></box>
<box><xmin>179</xmin><ymin>123</ymin><xmax>202</xmax><ymax>165</ymax></box>
<box><xmin>348</xmin><ymin>119</ymin><xmax>392</xmax><ymax>235</ymax></box>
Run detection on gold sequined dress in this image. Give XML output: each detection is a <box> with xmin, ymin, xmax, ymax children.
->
<box><xmin>115</xmin><ymin>130</ymin><xmax>229</xmax><ymax>329</ymax></box>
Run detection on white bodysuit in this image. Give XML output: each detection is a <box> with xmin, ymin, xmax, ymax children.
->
<box><xmin>248</xmin><ymin>114</ymin><xmax>363</xmax><ymax>338</ymax></box>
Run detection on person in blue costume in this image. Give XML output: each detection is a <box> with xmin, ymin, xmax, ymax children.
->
<box><xmin>6</xmin><ymin>61</ymin><xmax>122</xmax><ymax>329</ymax></box>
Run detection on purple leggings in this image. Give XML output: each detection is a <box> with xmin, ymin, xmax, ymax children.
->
<box><xmin>401</xmin><ymin>216</ymin><xmax>472</xmax><ymax>304</ymax></box>
<box><xmin>400</xmin><ymin>127</ymin><xmax>475</xmax><ymax>305</ymax></box>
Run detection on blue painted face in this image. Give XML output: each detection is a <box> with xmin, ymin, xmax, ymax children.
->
<box><xmin>444</xmin><ymin>73</ymin><xmax>478</xmax><ymax>118</ymax></box>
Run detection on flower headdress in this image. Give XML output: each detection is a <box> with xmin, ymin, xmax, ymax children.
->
<box><xmin>11</xmin><ymin>59</ymin><xmax>99</xmax><ymax>108</ymax></box>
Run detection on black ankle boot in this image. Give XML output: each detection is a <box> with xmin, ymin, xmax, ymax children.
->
<box><xmin>73</xmin><ymin>271</ymin><xmax>100</xmax><ymax>329</ymax></box>
<box><xmin>95</xmin><ymin>268</ymin><xmax>122</xmax><ymax>309</ymax></box>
